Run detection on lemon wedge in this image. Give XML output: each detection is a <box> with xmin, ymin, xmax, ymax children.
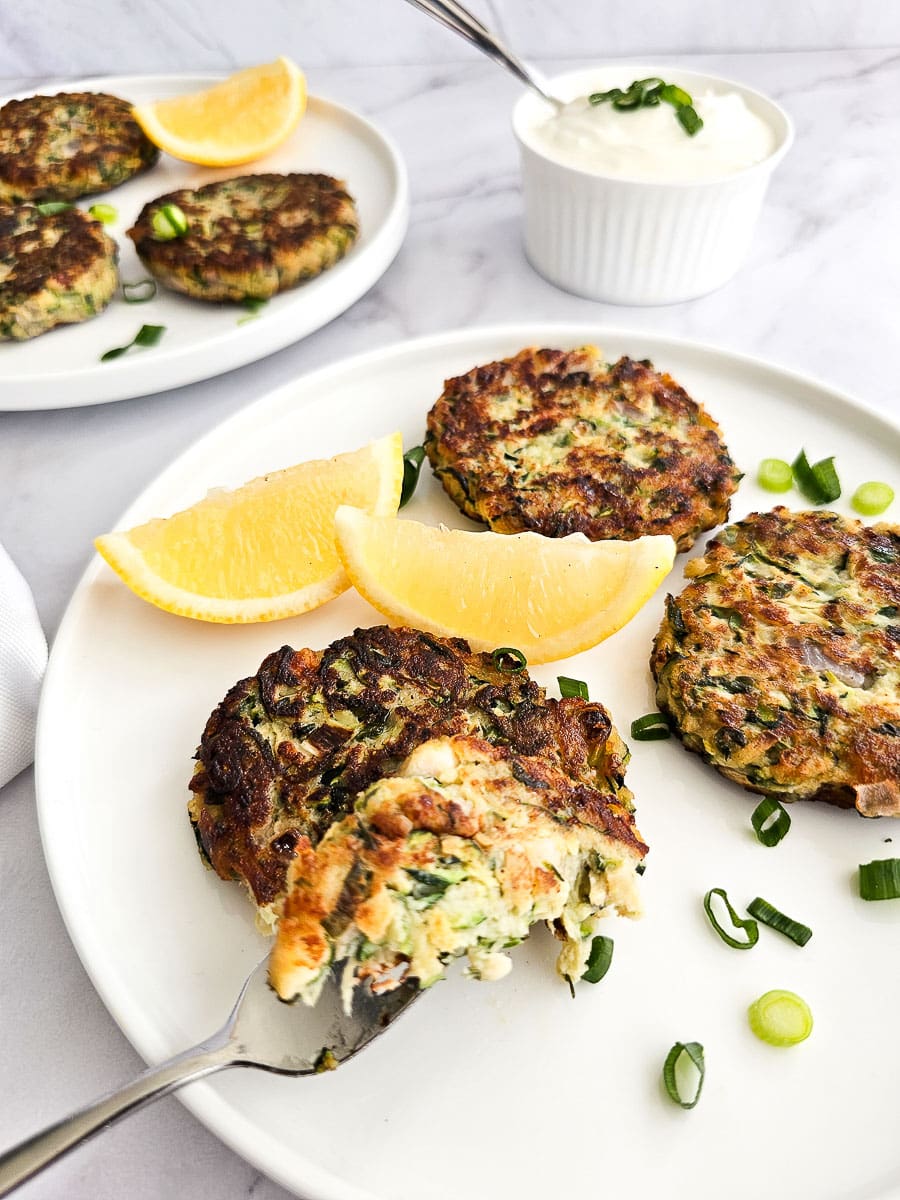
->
<box><xmin>95</xmin><ymin>434</ymin><xmax>403</xmax><ymax>623</ymax></box>
<box><xmin>334</xmin><ymin>507</ymin><xmax>676</xmax><ymax>664</ymax></box>
<box><xmin>132</xmin><ymin>58</ymin><xmax>307</xmax><ymax>167</ymax></box>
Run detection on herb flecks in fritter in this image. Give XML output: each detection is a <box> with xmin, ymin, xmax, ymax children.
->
<box><xmin>0</xmin><ymin>204</ymin><xmax>118</xmax><ymax>340</ymax></box>
<box><xmin>269</xmin><ymin>735</ymin><xmax>646</xmax><ymax>1007</ymax></box>
<box><xmin>425</xmin><ymin>346</ymin><xmax>741</xmax><ymax>552</ymax></box>
<box><xmin>189</xmin><ymin>625</ymin><xmax>637</xmax><ymax>922</ymax></box>
<box><xmin>651</xmin><ymin>507</ymin><xmax>900</xmax><ymax>815</ymax></box>
<box><xmin>0</xmin><ymin>92</ymin><xmax>158</xmax><ymax>203</ymax></box>
<box><xmin>128</xmin><ymin>173</ymin><xmax>358</xmax><ymax>302</ymax></box>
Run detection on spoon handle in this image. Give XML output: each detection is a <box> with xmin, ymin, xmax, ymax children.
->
<box><xmin>0</xmin><ymin>1038</ymin><xmax>234</xmax><ymax>1196</ymax></box>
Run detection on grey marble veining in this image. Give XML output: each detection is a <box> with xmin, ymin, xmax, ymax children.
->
<box><xmin>0</xmin><ymin>46</ymin><xmax>898</xmax><ymax>1200</ymax></box>
<box><xmin>1</xmin><ymin>1</ymin><xmax>899</xmax><ymax>77</ymax></box>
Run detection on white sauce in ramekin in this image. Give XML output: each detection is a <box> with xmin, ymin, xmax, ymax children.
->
<box><xmin>531</xmin><ymin>89</ymin><xmax>777</xmax><ymax>183</ymax></box>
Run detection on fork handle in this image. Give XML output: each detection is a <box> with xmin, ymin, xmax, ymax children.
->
<box><xmin>0</xmin><ymin>1039</ymin><xmax>235</xmax><ymax>1196</ymax></box>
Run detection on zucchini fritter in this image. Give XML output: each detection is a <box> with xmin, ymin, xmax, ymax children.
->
<box><xmin>651</xmin><ymin>508</ymin><xmax>900</xmax><ymax>815</ymax></box>
<box><xmin>128</xmin><ymin>173</ymin><xmax>358</xmax><ymax>302</ymax></box>
<box><xmin>0</xmin><ymin>92</ymin><xmax>158</xmax><ymax>203</ymax></box>
<box><xmin>189</xmin><ymin>625</ymin><xmax>637</xmax><ymax>919</ymax></box>
<box><xmin>0</xmin><ymin>204</ymin><xmax>118</xmax><ymax>340</ymax></box>
<box><xmin>424</xmin><ymin>346</ymin><xmax>741</xmax><ymax>552</ymax></box>
<box><xmin>270</xmin><ymin>735</ymin><xmax>645</xmax><ymax>1006</ymax></box>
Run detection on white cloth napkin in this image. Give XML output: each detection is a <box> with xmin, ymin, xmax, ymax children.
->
<box><xmin>0</xmin><ymin>543</ymin><xmax>47</xmax><ymax>790</ymax></box>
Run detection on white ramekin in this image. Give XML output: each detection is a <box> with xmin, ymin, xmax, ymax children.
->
<box><xmin>512</xmin><ymin>65</ymin><xmax>793</xmax><ymax>306</ymax></box>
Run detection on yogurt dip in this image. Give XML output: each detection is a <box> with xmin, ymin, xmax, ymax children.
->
<box><xmin>530</xmin><ymin>87</ymin><xmax>777</xmax><ymax>183</ymax></box>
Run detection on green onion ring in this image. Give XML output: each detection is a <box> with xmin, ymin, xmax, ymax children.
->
<box><xmin>100</xmin><ymin>323</ymin><xmax>166</xmax><ymax>362</ymax></box>
<box><xmin>151</xmin><ymin>203</ymin><xmax>189</xmax><ymax>241</ymax></box>
<box><xmin>858</xmin><ymin>858</ymin><xmax>900</xmax><ymax>901</ymax></box>
<box><xmin>746</xmin><ymin>896</ymin><xmax>812</xmax><ymax>946</ymax></box>
<box><xmin>557</xmin><ymin>675</ymin><xmax>589</xmax><ymax>700</ymax></box>
<box><xmin>757</xmin><ymin>458</ymin><xmax>793</xmax><ymax>493</ymax></box>
<box><xmin>34</xmin><ymin>201</ymin><xmax>73</xmax><ymax>216</ymax></box>
<box><xmin>399</xmin><ymin>446</ymin><xmax>426</xmax><ymax>509</ymax></box>
<box><xmin>630</xmin><ymin>712</ymin><xmax>671</xmax><ymax>741</ymax></box>
<box><xmin>703</xmin><ymin>887</ymin><xmax>759</xmax><ymax>949</ymax></box>
<box><xmin>792</xmin><ymin>449</ymin><xmax>841</xmax><ymax>505</ymax></box>
<box><xmin>662</xmin><ymin>1041</ymin><xmax>705</xmax><ymax>1108</ymax></box>
<box><xmin>88</xmin><ymin>203</ymin><xmax>117</xmax><ymax>224</ymax></box>
<box><xmin>122</xmin><ymin>279</ymin><xmax>157</xmax><ymax>304</ymax></box>
<box><xmin>748</xmin><ymin>990</ymin><xmax>813</xmax><ymax>1047</ymax></box>
<box><xmin>581</xmin><ymin>935</ymin><xmax>614</xmax><ymax>983</ymax></box>
<box><xmin>750</xmin><ymin>796</ymin><xmax>791</xmax><ymax>846</ymax></box>
<box><xmin>852</xmin><ymin>481</ymin><xmax>894</xmax><ymax>516</ymax></box>
<box><xmin>491</xmin><ymin>646</ymin><xmax>527</xmax><ymax>673</ymax></box>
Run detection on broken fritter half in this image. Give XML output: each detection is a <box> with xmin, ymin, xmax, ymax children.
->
<box><xmin>269</xmin><ymin>735</ymin><xmax>647</xmax><ymax>1007</ymax></box>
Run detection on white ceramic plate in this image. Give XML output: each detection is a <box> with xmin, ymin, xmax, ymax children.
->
<box><xmin>36</xmin><ymin>326</ymin><xmax>900</xmax><ymax>1200</ymax></box>
<box><xmin>0</xmin><ymin>74</ymin><xmax>408</xmax><ymax>410</ymax></box>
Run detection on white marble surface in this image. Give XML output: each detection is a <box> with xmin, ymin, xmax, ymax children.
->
<box><xmin>1</xmin><ymin>1</ymin><xmax>899</xmax><ymax>76</ymax></box>
<box><xmin>0</xmin><ymin>47</ymin><xmax>898</xmax><ymax>1200</ymax></box>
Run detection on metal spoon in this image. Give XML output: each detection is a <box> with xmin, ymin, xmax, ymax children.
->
<box><xmin>0</xmin><ymin>957</ymin><xmax>421</xmax><ymax>1196</ymax></box>
<box><xmin>401</xmin><ymin>0</ymin><xmax>563</xmax><ymax>108</ymax></box>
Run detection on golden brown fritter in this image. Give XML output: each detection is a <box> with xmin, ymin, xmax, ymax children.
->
<box><xmin>0</xmin><ymin>92</ymin><xmax>158</xmax><ymax>203</ymax></box>
<box><xmin>424</xmin><ymin>346</ymin><xmax>741</xmax><ymax>552</ymax></box>
<box><xmin>651</xmin><ymin>507</ymin><xmax>900</xmax><ymax>815</ymax></box>
<box><xmin>270</xmin><ymin>735</ymin><xmax>646</xmax><ymax>1006</ymax></box>
<box><xmin>128</xmin><ymin>173</ymin><xmax>358</xmax><ymax>302</ymax></box>
<box><xmin>0</xmin><ymin>203</ymin><xmax>118</xmax><ymax>340</ymax></box>
<box><xmin>189</xmin><ymin>625</ymin><xmax>637</xmax><ymax>917</ymax></box>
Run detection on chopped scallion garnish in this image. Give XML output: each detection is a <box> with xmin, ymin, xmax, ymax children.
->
<box><xmin>88</xmin><ymin>203</ymin><xmax>117</xmax><ymax>224</ymax></box>
<box><xmin>858</xmin><ymin>858</ymin><xmax>900</xmax><ymax>901</ymax></box>
<box><xmin>757</xmin><ymin>458</ymin><xmax>793</xmax><ymax>493</ymax></box>
<box><xmin>747</xmin><ymin>990</ymin><xmax>812</xmax><ymax>1047</ymax></box>
<box><xmin>399</xmin><ymin>446</ymin><xmax>426</xmax><ymax>508</ymax></box>
<box><xmin>630</xmin><ymin>712</ymin><xmax>671</xmax><ymax>741</ymax></box>
<box><xmin>558</xmin><ymin>675</ymin><xmax>589</xmax><ymax>700</ymax></box>
<box><xmin>151</xmin><ymin>203</ymin><xmax>189</xmax><ymax>240</ymax></box>
<box><xmin>792</xmin><ymin>449</ymin><xmax>841</xmax><ymax>505</ymax></box>
<box><xmin>662</xmin><ymin>1041</ymin><xmax>705</xmax><ymax>1108</ymax></box>
<box><xmin>100</xmin><ymin>323</ymin><xmax>166</xmax><ymax>362</ymax></box>
<box><xmin>122</xmin><ymin>279</ymin><xmax>157</xmax><ymax>304</ymax></box>
<box><xmin>589</xmin><ymin>77</ymin><xmax>704</xmax><ymax>137</ymax></box>
<box><xmin>237</xmin><ymin>297</ymin><xmax>268</xmax><ymax>325</ymax></box>
<box><xmin>34</xmin><ymin>201</ymin><xmax>73</xmax><ymax>216</ymax></box>
<box><xmin>703</xmin><ymin>887</ymin><xmax>759</xmax><ymax>949</ymax></box>
<box><xmin>746</xmin><ymin>896</ymin><xmax>812</xmax><ymax>946</ymax></box>
<box><xmin>491</xmin><ymin>646</ymin><xmax>527</xmax><ymax>673</ymax></box>
<box><xmin>581</xmin><ymin>935</ymin><xmax>614</xmax><ymax>983</ymax></box>
<box><xmin>750</xmin><ymin>796</ymin><xmax>791</xmax><ymax>846</ymax></box>
<box><xmin>851</xmin><ymin>481</ymin><xmax>894</xmax><ymax>516</ymax></box>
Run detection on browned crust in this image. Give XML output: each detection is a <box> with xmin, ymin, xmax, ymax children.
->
<box><xmin>0</xmin><ymin>92</ymin><xmax>158</xmax><ymax>202</ymax></box>
<box><xmin>128</xmin><ymin>173</ymin><xmax>358</xmax><ymax>301</ymax></box>
<box><xmin>188</xmin><ymin>625</ymin><xmax>641</xmax><ymax>909</ymax></box>
<box><xmin>424</xmin><ymin>346</ymin><xmax>741</xmax><ymax>552</ymax></box>
<box><xmin>651</xmin><ymin>507</ymin><xmax>900</xmax><ymax>812</ymax></box>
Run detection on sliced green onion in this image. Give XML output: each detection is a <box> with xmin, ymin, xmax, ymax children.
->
<box><xmin>122</xmin><ymin>279</ymin><xmax>157</xmax><ymax>304</ymax></box>
<box><xmin>34</xmin><ymin>201</ymin><xmax>73</xmax><ymax>216</ymax></box>
<box><xmin>676</xmin><ymin>104</ymin><xmax>703</xmax><ymax>136</ymax></box>
<box><xmin>88</xmin><ymin>203</ymin><xmax>117</xmax><ymax>224</ymax></box>
<box><xmin>746</xmin><ymin>897</ymin><xmax>812</xmax><ymax>946</ymax></box>
<box><xmin>659</xmin><ymin>82</ymin><xmax>693</xmax><ymax>109</ymax></box>
<box><xmin>399</xmin><ymin>446</ymin><xmax>426</xmax><ymax>508</ymax></box>
<box><xmin>588</xmin><ymin>77</ymin><xmax>702</xmax><ymax>136</ymax></box>
<box><xmin>758</xmin><ymin>458</ymin><xmax>793</xmax><ymax>493</ymax></box>
<box><xmin>558</xmin><ymin>675</ymin><xmax>589</xmax><ymax>700</ymax></box>
<box><xmin>237</xmin><ymin>296</ymin><xmax>268</xmax><ymax>325</ymax></box>
<box><xmin>151</xmin><ymin>203</ymin><xmax>189</xmax><ymax>240</ymax></box>
<box><xmin>662</xmin><ymin>1041</ymin><xmax>705</xmax><ymax>1109</ymax></box>
<box><xmin>792</xmin><ymin>449</ymin><xmax>841</xmax><ymax>505</ymax></box>
<box><xmin>859</xmin><ymin>858</ymin><xmax>900</xmax><ymax>901</ymax></box>
<box><xmin>748</xmin><ymin>989</ymin><xmax>812</xmax><ymax>1046</ymax></box>
<box><xmin>491</xmin><ymin>646</ymin><xmax>527</xmax><ymax>673</ymax></box>
<box><xmin>703</xmin><ymin>887</ymin><xmax>759</xmax><ymax>949</ymax></box>
<box><xmin>100</xmin><ymin>323</ymin><xmax>166</xmax><ymax>362</ymax></box>
<box><xmin>581</xmin><ymin>935</ymin><xmax>614</xmax><ymax>983</ymax></box>
<box><xmin>630</xmin><ymin>712</ymin><xmax>671</xmax><ymax>741</ymax></box>
<box><xmin>750</xmin><ymin>796</ymin><xmax>791</xmax><ymax>846</ymax></box>
<box><xmin>852</xmin><ymin>481</ymin><xmax>894</xmax><ymax>516</ymax></box>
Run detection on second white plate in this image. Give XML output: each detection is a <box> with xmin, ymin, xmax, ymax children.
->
<box><xmin>0</xmin><ymin>74</ymin><xmax>408</xmax><ymax>410</ymax></box>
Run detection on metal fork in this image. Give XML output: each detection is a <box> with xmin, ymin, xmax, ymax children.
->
<box><xmin>401</xmin><ymin>0</ymin><xmax>562</xmax><ymax>108</ymax></box>
<box><xmin>0</xmin><ymin>957</ymin><xmax>421</xmax><ymax>1196</ymax></box>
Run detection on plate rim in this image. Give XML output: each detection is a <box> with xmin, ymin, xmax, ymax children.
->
<box><xmin>35</xmin><ymin>322</ymin><xmax>900</xmax><ymax>1200</ymax></box>
<box><xmin>0</xmin><ymin>71</ymin><xmax>410</xmax><ymax>411</ymax></box>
